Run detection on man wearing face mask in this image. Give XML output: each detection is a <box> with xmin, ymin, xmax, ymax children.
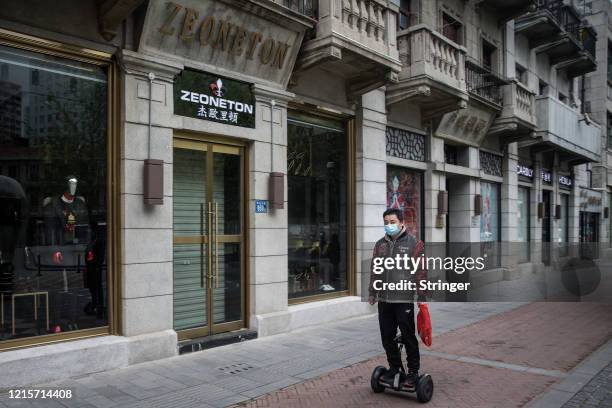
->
<box><xmin>368</xmin><ymin>208</ymin><xmax>427</xmax><ymax>388</ymax></box>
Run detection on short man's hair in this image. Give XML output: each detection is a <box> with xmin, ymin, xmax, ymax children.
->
<box><xmin>383</xmin><ymin>208</ymin><xmax>404</xmax><ymax>222</ymax></box>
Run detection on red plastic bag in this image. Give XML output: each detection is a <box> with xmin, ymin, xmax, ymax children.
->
<box><xmin>417</xmin><ymin>303</ymin><xmax>432</xmax><ymax>347</ymax></box>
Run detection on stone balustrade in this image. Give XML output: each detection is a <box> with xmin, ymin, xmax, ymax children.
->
<box><xmin>513</xmin><ymin>81</ymin><xmax>536</xmax><ymax>124</ymax></box>
<box><xmin>396</xmin><ymin>24</ymin><xmax>466</xmax><ymax>92</ymax></box>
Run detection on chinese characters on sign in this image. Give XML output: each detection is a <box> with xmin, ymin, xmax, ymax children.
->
<box><xmin>174</xmin><ymin>70</ymin><xmax>255</xmax><ymax>128</ymax></box>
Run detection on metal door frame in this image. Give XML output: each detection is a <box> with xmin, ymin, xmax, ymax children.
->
<box><xmin>173</xmin><ymin>134</ymin><xmax>247</xmax><ymax>341</ymax></box>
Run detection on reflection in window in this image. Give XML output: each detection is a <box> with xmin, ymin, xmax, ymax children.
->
<box><xmin>287</xmin><ymin>115</ymin><xmax>347</xmax><ymax>299</ymax></box>
<box><xmin>387</xmin><ymin>166</ymin><xmax>423</xmax><ymax>240</ymax></box>
<box><xmin>0</xmin><ymin>45</ymin><xmax>108</xmax><ymax>342</ymax></box>
<box><xmin>558</xmin><ymin>194</ymin><xmax>569</xmax><ymax>257</ymax></box>
<box><xmin>517</xmin><ymin>187</ymin><xmax>530</xmax><ymax>263</ymax></box>
<box><xmin>480</xmin><ymin>181</ymin><xmax>501</xmax><ymax>268</ymax></box>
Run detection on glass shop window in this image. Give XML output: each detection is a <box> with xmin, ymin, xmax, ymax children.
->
<box><xmin>287</xmin><ymin>114</ymin><xmax>348</xmax><ymax>300</ymax></box>
<box><xmin>480</xmin><ymin>181</ymin><xmax>501</xmax><ymax>268</ymax></box>
<box><xmin>517</xmin><ymin>187</ymin><xmax>530</xmax><ymax>263</ymax></box>
<box><xmin>0</xmin><ymin>44</ymin><xmax>108</xmax><ymax>343</ymax></box>
<box><xmin>387</xmin><ymin>166</ymin><xmax>424</xmax><ymax>240</ymax></box>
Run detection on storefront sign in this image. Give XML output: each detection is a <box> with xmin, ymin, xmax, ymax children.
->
<box><xmin>436</xmin><ymin>105</ymin><xmax>495</xmax><ymax>147</ymax></box>
<box><xmin>255</xmin><ymin>200</ymin><xmax>268</xmax><ymax>213</ymax></box>
<box><xmin>579</xmin><ymin>188</ymin><xmax>602</xmax><ymax>212</ymax></box>
<box><xmin>174</xmin><ymin>70</ymin><xmax>255</xmax><ymax>128</ymax></box>
<box><xmin>139</xmin><ymin>0</ymin><xmax>303</xmax><ymax>87</ymax></box>
<box><xmin>541</xmin><ymin>169</ymin><xmax>552</xmax><ymax>184</ymax></box>
<box><xmin>517</xmin><ymin>164</ymin><xmax>534</xmax><ymax>180</ymax></box>
<box><xmin>559</xmin><ymin>175</ymin><xmax>573</xmax><ymax>189</ymax></box>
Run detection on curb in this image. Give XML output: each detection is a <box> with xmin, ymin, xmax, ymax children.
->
<box><xmin>527</xmin><ymin>339</ymin><xmax>612</xmax><ymax>408</ymax></box>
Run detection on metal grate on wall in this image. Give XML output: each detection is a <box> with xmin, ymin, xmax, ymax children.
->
<box><xmin>479</xmin><ymin>150</ymin><xmax>503</xmax><ymax>177</ymax></box>
<box><xmin>386</xmin><ymin>126</ymin><xmax>426</xmax><ymax>162</ymax></box>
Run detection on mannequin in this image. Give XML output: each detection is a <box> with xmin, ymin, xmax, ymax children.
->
<box><xmin>43</xmin><ymin>176</ymin><xmax>89</xmax><ymax>245</ymax></box>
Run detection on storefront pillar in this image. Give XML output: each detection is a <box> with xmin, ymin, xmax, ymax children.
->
<box><xmin>568</xmin><ymin>174</ymin><xmax>581</xmax><ymax>244</ymax></box>
<box><xmin>501</xmin><ymin>143</ymin><xmax>519</xmax><ymax>273</ymax></box>
<box><xmin>426</xmin><ymin>136</ymin><xmax>446</xmax><ymax>243</ymax></box>
<box><xmin>533</xmin><ymin>154</ymin><xmax>544</xmax><ymax>244</ymax></box>
<box><xmin>118</xmin><ymin>50</ymin><xmax>181</xmax><ymax>361</ymax></box>
<box><xmin>355</xmin><ymin>88</ymin><xmax>388</xmax><ymax>298</ymax></box>
<box><xmin>249</xmin><ymin>87</ymin><xmax>291</xmax><ymax>331</ymax></box>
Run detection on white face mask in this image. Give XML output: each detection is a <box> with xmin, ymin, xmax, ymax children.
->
<box><xmin>384</xmin><ymin>223</ymin><xmax>400</xmax><ymax>236</ymax></box>
<box><xmin>68</xmin><ymin>178</ymin><xmax>77</xmax><ymax>196</ymax></box>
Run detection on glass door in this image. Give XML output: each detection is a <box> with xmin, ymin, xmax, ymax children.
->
<box><xmin>173</xmin><ymin>138</ymin><xmax>244</xmax><ymax>340</ymax></box>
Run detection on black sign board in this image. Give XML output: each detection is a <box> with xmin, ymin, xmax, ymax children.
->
<box><xmin>559</xmin><ymin>175</ymin><xmax>572</xmax><ymax>189</ymax></box>
<box><xmin>517</xmin><ymin>164</ymin><xmax>534</xmax><ymax>181</ymax></box>
<box><xmin>174</xmin><ymin>70</ymin><xmax>255</xmax><ymax>128</ymax></box>
<box><xmin>541</xmin><ymin>169</ymin><xmax>552</xmax><ymax>184</ymax></box>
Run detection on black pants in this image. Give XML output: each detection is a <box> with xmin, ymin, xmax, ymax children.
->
<box><xmin>378</xmin><ymin>301</ymin><xmax>420</xmax><ymax>372</ymax></box>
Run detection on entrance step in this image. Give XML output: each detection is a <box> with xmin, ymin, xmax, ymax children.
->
<box><xmin>178</xmin><ymin>329</ymin><xmax>257</xmax><ymax>355</ymax></box>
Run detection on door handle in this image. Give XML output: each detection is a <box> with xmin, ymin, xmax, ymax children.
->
<box><xmin>214</xmin><ymin>202</ymin><xmax>219</xmax><ymax>289</ymax></box>
<box><xmin>207</xmin><ymin>201</ymin><xmax>213</xmax><ymax>289</ymax></box>
<box><xmin>200</xmin><ymin>203</ymin><xmax>204</xmax><ymax>288</ymax></box>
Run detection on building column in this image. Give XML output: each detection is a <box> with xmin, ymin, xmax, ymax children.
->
<box><xmin>248</xmin><ymin>86</ymin><xmax>292</xmax><ymax>331</ymax></box>
<box><xmin>355</xmin><ymin>88</ymin><xmax>388</xmax><ymax>298</ymax></box>
<box><xmin>425</xmin><ymin>137</ymin><xmax>446</xmax><ymax>243</ymax></box>
<box><xmin>118</xmin><ymin>50</ymin><xmax>182</xmax><ymax>362</ymax></box>
<box><xmin>568</xmin><ymin>166</ymin><xmax>582</xmax><ymax>244</ymax></box>
<box><xmin>501</xmin><ymin>142</ymin><xmax>518</xmax><ymax>272</ymax></box>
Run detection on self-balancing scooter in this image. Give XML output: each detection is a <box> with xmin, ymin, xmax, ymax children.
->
<box><xmin>370</xmin><ymin>334</ymin><xmax>434</xmax><ymax>403</ymax></box>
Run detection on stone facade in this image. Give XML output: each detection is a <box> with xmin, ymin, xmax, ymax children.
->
<box><xmin>0</xmin><ymin>0</ymin><xmax>609</xmax><ymax>387</ymax></box>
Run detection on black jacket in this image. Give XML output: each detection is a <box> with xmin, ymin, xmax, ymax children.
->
<box><xmin>368</xmin><ymin>227</ymin><xmax>427</xmax><ymax>303</ymax></box>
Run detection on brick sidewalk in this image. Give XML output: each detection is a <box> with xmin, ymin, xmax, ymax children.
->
<box><xmin>234</xmin><ymin>354</ymin><xmax>558</xmax><ymax>408</ymax></box>
<box><xmin>1</xmin><ymin>302</ymin><xmax>610</xmax><ymax>408</ymax></box>
<box><xmin>235</xmin><ymin>303</ymin><xmax>612</xmax><ymax>408</ymax></box>
<box><xmin>0</xmin><ymin>303</ymin><xmax>519</xmax><ymax>408</ymax></box>
<box><xmin>432</xmin><ymin>303</ymin><xmax>612</xmax><ymax>372</ymax></box>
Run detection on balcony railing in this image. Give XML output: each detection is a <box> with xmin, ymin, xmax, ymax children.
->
<box><xmin>388</xmin><ymin>24</ymin><xmax>468</xmax><ymax>113</ymax></box>
<box><xmin>465</xmin><ymin>59</ymin><xmax>508</xmax><ymax>106</ymax></box>
<box><xmin>295</xmin><ymin>0</ymin><xmax>401</xmax><ymax>94</ymax></box>
<box><xmin>397</xmin><ymin>24</ymin><xmax>466</xmax><ymax>90</ymax></box>
<box><xmin>490</xmin><ymin>80</ymin><xmax>537</xmax><ymax>136</ymax></box>
<box><xmin>513</xmin><ymin>81</ymin><xmax>536</xmax><ymax>124</ymax></box>
<box><xmin>535</xmin><ymin>95</ymin><xmax>601</xmax><ymax>162</ymax></box>
<box><xmin>340</xmin><ymin>0</ymin><xmax>390</xmax><ymax>44</ymax></box>
<box><xmin>534</xmin><ymin>0</ymin><xmax>563</xmax><ymax>18</ymax></box>
<box><xmin>535</xmin><ymin>0</ymin><xmax>581</xmax><ymax>43</ymax></box>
